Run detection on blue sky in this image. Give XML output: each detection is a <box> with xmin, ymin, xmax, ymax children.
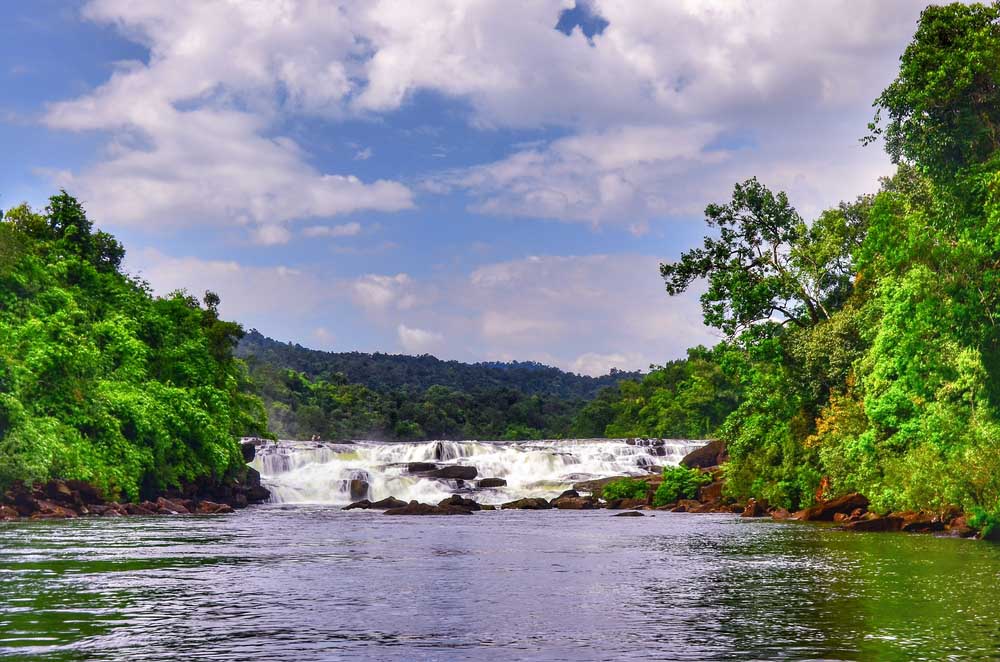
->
<box><xmin>1</xmin><ymin>1</ymin><xmax>926</xmax><ymax>374</ymax></box>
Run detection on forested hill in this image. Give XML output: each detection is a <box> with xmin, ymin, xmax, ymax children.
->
<box><xmin>236</xmin><ymin>330</ymin><xmax>640</xmax><ymax>399</ymax></box>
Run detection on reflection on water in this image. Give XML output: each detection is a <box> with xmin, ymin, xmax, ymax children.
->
<box><xmin>2</xmin><ymin>508</ymin><xmax>999</xmax><ymax>661</ymax></box>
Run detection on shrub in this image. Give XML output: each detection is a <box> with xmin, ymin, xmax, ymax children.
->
<box><xmin>601</xmin><ymin>477</ymin><xmax>649</xmax><ymax>501</ymax></box>
<box><xmin>653</xmin><ymin>465</ymin><xmax>712</xmax><ymax>507</ymax></box>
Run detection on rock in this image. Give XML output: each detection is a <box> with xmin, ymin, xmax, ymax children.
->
<box><xmin>480</xmin><ymin>505</ymin><xmax>496</xmax><ymax>511</ymax></box>
<box><xmin>343</xmin><ymin>499</ymin><xmax>372</xmax><ymax>510</ymax></box>
<box><xmin>30</xmin><ymin>499</ymin><xmax>78</xmax><ymax>519</ymax></box>
<box><xmin>196</xmin><ymin>500</ymin><xmax>234</xmax><ymax>514</ymax></box>
<box><xmin>240</xmin><ymin>441</ymin><xmax>256</xmax><ymax>463</ymax></box>
<box><xmin>605</xmin><ymin>497</ymin><xmax>646</xmax><ymax>510</ymax></box>
<box><xmin>795</xmin><ymin>493</ymin><xmax>869</xmax><ymax>521</ymax></box>
<box><xmin>947</xmin><ymin>515</ymin><xmax>976</xmax><ymax>538</ymax></box>
<box><xmin>372</xmin><ymin>497</ymin><xmax>409</xmax><ymax>510</ymax></box>
<box><xmin>680</xmin><ymin>439</ymin><xmax>728</xmax><ymax>469</ymax></box>
<box><xmin>669</xmin><ymin>499</ymin><xmax>702</xmax><ymax>513</ymax></box>
<box><xmin>477</xmin><ymin>478</ymin><xmax>507</xmax><ymax>488</ymax></box>
<box><xmin>124</xmin><ymin>503</ymin><xmax>156</xmax><ymax>516</ymax></box>
<box><xmin>697</xmin><ymin>481</ymin><xmax>724</xmax><ymax>503</ymax></box>
<box><xmin>770</xmin><ymin>508</ymin><xmax>793</xmax><ymax>520</ymax></box>
<box><xmin>64</xmin><ymin>480</ymin><xmax>102</xmax><ymax>505</ymax></box>
<box><xmin>348</xmin><ymin>479</ymin><xmax>370</xmax><ymax>501</ymax></box>
<box><xmin>45</xmin><ymin>480</ymin><xmax>77</xmax><ymax>505</ymax></box>
<box><xmin>900</xmin><ymin>511</ymin><xmax>944</xmax><ymax>533</ymax></box>
<box><xmin>844</xmin><ymin>515</ymin><xmax>904</xmax><ymax>532</ymax></box>
<box><xmin>427</xmin><ymin>466</ymin><xmax>478</xmax><ymax>480</ymax></box>
<box><xmin>384</xmin><ymin>500</ymin><xmax>473</xmax><ymax>516</ymax></box>
<box><xmin>614</xmin><ymin>511</ymin><xmax>645</xmax><ymax>517</ymax></box>
<box><xmin>407</xmin><ymin>462</ymin><xmax>438</xmax><ymax>473</ymax></box>
<box><xmin>551</xmin><ymin>495</ymin><xmax>597</xmax><ymax>510</ymax></box>
<box><xmin>0</xmin><ymin>505</ymin><xmax>20</xmax><ymax>520</ymax></box>
<box><xmin>741</xmin><ymin>498</ymin><xmax>767</xmax><ymax>518</ymax></box>
<box><xmin>156</xmin><ymin>497</ymin><xmax>190</xmax><ymax>514</ymax></box>
<box><xmin>438</xmin><ymin>494</ymin><xmax>481</xmax><ymax>511</ymax></box>
<box><xmin>243</xmin><ymin>467</ymin><xmax>270</xmax><ymax>504</ymax></box>
<box><xmin>555</xmin><ymin>489</ymin><xmax>580</xmax><ymax>499</ymax></box>
<box><xmin>501</xmin><ymin>497</ymin><xmax>552</xmax><ymax>510</ymax></box>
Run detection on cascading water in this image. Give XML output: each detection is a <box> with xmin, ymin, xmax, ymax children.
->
<box><xmin>249</xmin><ymin>438</ymin><xmax>708</xmax><ymax>506</ymax></box>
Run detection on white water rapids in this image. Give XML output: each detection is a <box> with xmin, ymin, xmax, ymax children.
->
<box><xmin>249</xmin><ymin>438</ymin><xmax>707</xmax><ymax>506</ymax></box>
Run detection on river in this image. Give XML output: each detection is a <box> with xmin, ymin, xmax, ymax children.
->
<box><xmin>2</xmin><ymin>439</ymin><xmax>1000</xmax><ymax>660</ymax></box>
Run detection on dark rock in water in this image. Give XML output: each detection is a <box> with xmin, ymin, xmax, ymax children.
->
<box><xmin>371</xmin><ymin>497</ymin><xmax>408</xmax><ymax>510</ymax></box>
<box><xmin>796</xmin><ymin>493</ymin><xmax>869</xmax><ymax>521</ymax></box>
<box><xmin>124</xmin><ymin>502</ymin><xmax>156</xmax><ymax>516</ymax></box>
<box><xmin>845</xmin><ymin>515</ymin><xmax>904</xmax><ymax>532</ymax></box>
<box><xmin>480</xmin><ymin>505</ymin><xmax>496</xmax><ymax>511</ymax></box>
<box><xmin>30</xmin><ymin>499</ymin><xmax>78</xmax><ymax>519</ymax></box>
<box><xmin>771</xmin><ymin>508</ymin><xmax>793</xmax><ymax>521</ymax></box>
<box><xmin>697</xmin><ymin>481</ymin><xmax>724</xmax><ymax>503</ymax></box>
<box><xmin>669</xmin><ymin>499</ymin><xmax>702</xmax><ymax>513</ymax></box>
<box><xmin>899</xmin><ymin>511</ymin><xmax>945</xmax><ymax>533</ymax></box>
<box><xmin>45</xmin><ymin>480</ymin><xmax>76</xmax><ymax>505</ymax></box>
<box><xmin>0</xmin><ymin>505</ymin><xmax>19</xmax><ymax>520</ymax></box>
<box><xmin>477</xmin><ymin>478</ymin><xmax>507</xmax><ymax>488</ymax></box>
<box><xmin>241</xmin><ymin>441</ymin><xmax>256</xmax><ymax>463</ymax></box>
<box><xmin>407</xmin><ymin>462</ymin><xmax>438</xmax><ymax>473</ymax></box>
<box><xmin>948</xmin><ymin>516</ymin><xmax>976</xmax><ymax>538</ymax></box>
<box><xmin>343</xmin><ymin>499</ymin><xmax>372</xmax><ymax>510</ymax></box>
<box><xmin>243</xmin><ymin>467</ymin><xmax>270</xmax><ymax>504</ymax></box>
<box><xmin>65</xmin><ymin>480</ymin><xmax>102</xmax><ymax>504</ymax></box>
<box><xmin>741</xmin><ymin>499</ymin><xmax>767</xmax><ymax>518</ymax></box>
<box><xmin>681</xmin><ymin>439</ymin><xmax>728</xmax><ymax>469</ymax></box>
<box><xmin>501</xmin><ymin>497</ymin><xmax>552</xmax><ymax>510</ymax></box>
<box><xmin>427</xmin><ymin>466</ymin><xmax>478</xmax><ymax>480</ymax></box>
<box><xmin>438</xmin><ymin>494</ymin><xmax>481</xmax><ymax>511</ymax></box>
<box><xmin>349</xmin><ymin>479</ymin><xmax>370</xmax><ymax>501</ymax></box>
<box><xmin>551</xmin><ymin>496</ymin><xmax>598</xmax><ymax>510</ymax></box>
<box><xmin>384</xmin><ymin>500</ymin><xmax>472</xmax><ymax>516</ymax></box>
<box><xmin>555</xmin><ymin>490</ymin><xmax>579</xmax><ymax>499</ymax></box>
<box><xmin>196</xmin><ymin>500</ymin><xmax>234</xmax><ymax>514</ymax></box>
<box><xmin>156</xmin><ymin>497</ymin><xmax>190</xmax><ymax>514</ymax></box>
<box><xmin>614</xmin><ymin>511</ymin><xmax>645</xmax><ymax>517</ymax></box>
<box><xmin>606</xmin><ymin>497</ymin><xmax>646</xmax><ymax>511</ymax></box>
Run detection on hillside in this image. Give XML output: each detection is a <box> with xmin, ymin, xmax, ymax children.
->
<box><xmin>237</xmin><ymin>330</ymin><xmax>640</xmax><ymax>399</ymax></box>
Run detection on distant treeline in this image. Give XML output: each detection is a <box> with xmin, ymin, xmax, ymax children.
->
<box><xmin>240</xmin><ymin>335</ymin><xmax>740</xmax><ymax>442</ymax></box>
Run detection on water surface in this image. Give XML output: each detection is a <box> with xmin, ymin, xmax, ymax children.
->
<box><xmin>2</xmin><ymin>507</ymin><xmax>999</xmax><ymax>661</ymax></box>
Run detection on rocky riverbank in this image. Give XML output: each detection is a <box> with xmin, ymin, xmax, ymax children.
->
<box><xmin>0</xmin><ymin>442</ymin><xmax>270</xmax><ymax>521</ymax></box>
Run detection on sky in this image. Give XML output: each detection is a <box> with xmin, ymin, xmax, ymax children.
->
<box><xmin>0</xmin><ymin>0</ymin><xmax>930</xmax><ymax>375</ymax></box>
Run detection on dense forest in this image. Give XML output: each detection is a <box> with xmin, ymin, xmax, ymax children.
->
<box><xmin>239</xmin><ymin>335</ymin><xmax>737</xmax><ymax>441</ymax></box>
<box><xmin>0</xmin><ymin>194</ymin><xmax>268</xmax><ymax>499</ymax></box>
<box><xmin>658</xmin><ymin>3</ymin><xmax>1000</xmax><ymax>531</ymax></box>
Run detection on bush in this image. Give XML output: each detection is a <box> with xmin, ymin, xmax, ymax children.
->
<box><xmin>601</xmin><ymin>477</ymin><xmax>649</xmax><ymax>501</ymax></box>
<box><xmin>653</xmin><ymin>466</ymin><xmax>712</xmax><ymax>507</ymax></box>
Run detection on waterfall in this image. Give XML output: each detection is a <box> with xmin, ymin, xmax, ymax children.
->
<box><xmin>249</xmin><ymin>438</ymin><xmax>708</xmax><ymax>506</ymax></box>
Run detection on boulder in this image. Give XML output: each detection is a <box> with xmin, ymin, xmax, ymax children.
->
<box><xmin>348</xmin><ymin>479</ymin><xmax>370</xmax><ymax>501</ymax></box>
<box><xmin>372</xmin><ymin>497</ymin><xmax>409</xmax><ymax>510</ymax></box>
<box><xmin>844</xmin><ymin>515</ymin><xmax>904</xmax><ymax>533</ymax></box>
<box><xmin>551</xmin><ymin>495</ymin><xmax>598</xmax><ymax>510</ymax></box>
<box><xmin>61</xmin><ymin>480</ymin><xmax>101</xmax><ymax>505</ymax></box>
<box><xmin>0</xmin><ymin>505</ymin><xmax>20</xmax><ymax>520</ymax></box>
<box><xmin>614</xmin><ymin>511</ymin><xmax>645</xmax><ymax>517</ymax></box>
<box><xmin>427</xmin><ymin>466</ymin><xmax>478</xmax><ymax>480</ymax></box>
<box><xmin>477</xmin><ymin>478</ymin><xmax>507</xmax><ymax>488</ymax></box>
<box><xmin>384</xmin><ymin>500</ymin><xmax>473</xmax><ymax>516</ymax></box>
<box><xmin>770</xmin><ymin>508</ymin><xmax>793</xmax><ymax>521</ymax></box>
<box><xmin>124</xmin><ymin>502</ymin><xmax>156</xmax><ymax>516</ymax></box>
<box><xmin>900</xmin><ymin>511</ymin><xmax>944</xmax><ymax>533</ymax></box>
<box><xmin>480</xmin><ymin>505</ymin><xmax>496</xmax><ymax>511</ymax></box>
<box><xmin>606</xmin><ymin>497</ymin><xmax>646</xmax><ymax>510</ymax></box>
<box><xmin>30</xmin><ymin>499</ymin><xmax>78</xmax><ymax>519</ymax></box>
<box><xmin>156</xmin><ymin>497</ymin><xmax>190</xmax><ymax>514</ymax></box>
<box><xmin>680</xmin><ymin>439</ymin><xmax>727</xmax><ymax>469</ymax></box>
<box><xmin>438</xmin><ymin>494</ymin><xmax>481</xmax><ymax>511</ymax></box>
<box><xmin>45</xmin><ymin>480</ymin><xmax>77</xmax><ymax>505</ymax></box>
<box><xmin>947</xmin><ymin>515</ymin><xmax>976</xmax><ymax>538</ymax></box>
<box><xmin>740</xmin><ymin>498</ymin><xmax>767</xmax><ymax>518</ymax></box>
<box><xmin>407</xmin><ymin>462</ymin><xmax>438</xmax><ymax>473</ymax></box>
<box><xmin>669</xmin><ymin>499</ymin><xmax>702</xmax><ymax>513</ymax></box>
<box><xmin>697</xmin><ymin>481</ymin><xmax>724</xmax><ymax>503</ymax></box>
<box><xmin>501</xmin><ymin>497</ymin><xmax>552</xmax><ymax>510</ymax></box>
<box><xmin>795</xmin><ymin>493</ymin><xmax>869</xmax><ymax>521</ymax></box>
<box><xmin>240</xmin><ymin>441</ymin><xmax>256</xmax><ymax>463</ymax></box>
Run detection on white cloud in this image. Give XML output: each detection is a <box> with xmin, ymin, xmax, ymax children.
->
<box><xmin>571</xmin><ymin>352</ymin><xmax>646</xmax><ymax>377</ymax></box>
<box><xmin>354</xmin><ymin>147</ymin><xmax>373</xmax><ymax>161</ymax></box>
<box><xmin>351</xmin><ymin>273</ymin><xmax>417</xmax><ymax>311</ymax></box>
<box><xmin>397</xmin><ymin>324</ymin><xmax>444</xmax><ymax>353</ymax></box>
<box><xmin>302</xmin><ymin>222</ymin><xmax>362</xmax><ymax>238</ymax></box>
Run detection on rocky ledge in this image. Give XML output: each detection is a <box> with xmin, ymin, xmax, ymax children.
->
<box><xmin>0</xmin><ymin>456</ymin><xmax>269</xmax><ymax>522</ymax></box>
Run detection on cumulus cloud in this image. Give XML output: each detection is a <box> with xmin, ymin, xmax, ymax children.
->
<box><xmin>351</xmin><ymin>273</ymin><xmax>418</xmax><ymax>312</ymax></box>
<box><xmin>397</xmin><ymin>324</ymin><xmax>444</xmax><ymax>354</ymax></box>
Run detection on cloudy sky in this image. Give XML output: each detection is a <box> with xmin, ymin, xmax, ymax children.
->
<box><xmin>1</xmin><ymin>1</ymin><xmax>925</xmax><ymax>374</ymax></box>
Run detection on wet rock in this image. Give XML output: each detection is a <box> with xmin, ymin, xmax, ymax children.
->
<box><xmin>407</xmin><ymin>462</ymin><xmax>438</xmax><ymax>473</ymax></box>
<box><xmin>771</xmin><ymin>508</ymin><xmax>793</xmax><ymax>521</ymax></box>
<box><xmin>681</xmin><ymin>439</ymin><xmax>728</xmax><ymax>469</ymax></box>
<box><xmin>0</xmin><ymin>505</ymin><xmax>20</xmax><ymax>520</ymax></box>
<box><xmin>899</xmin><ymin>511</ymin><xmax>945</xmax><ymax>533</ymax></box>
<box><xmin>124</xmin><ymin>502</ymin><xmax>156</xmax><ymax>516</ymax></box>
<box><xmin>427</xmin><ymin>466</ymin><xmax>478</xmax><ymax>480</ymax></box>
<box><xmin>30</xmin><ymin>499</ymin><xmax>78</xmax><ymax>519</ymax></box>
<box><xmin>669</xmin><ymin>499</ymin><xmax>702</xmax><ymax>513</ymax></box>
<box><xmin>384</xmin><ymin>500</ymin><xmax>473</xmax><ymax>516</ymax></box>
<box><xmin>45</xmin><ymin>480</ymin><xmax>77</xmax><ymax>505</ymax></box>
<box><xmin>243</xmin><ymin>467</ymin><xmax>270</xmax><ymax>504</ymax></box>
<box><xmin>606</xmin><ymin>497</ymin><xmax>646</xmax><ymax>511</ymax></box>
<box><xmin>438</xmin><ymin>494</ymin><xmax>482</xmax><ymax>511</ymax></box>
<box><xmin>480</xmin><ymin>505</ymin><xmax>496</xmax><ymax>511</ymax></box>
<box><xmin>477</xmin><ymin>478</ymin><xmax>507</xmax><ymax>488</ymax></box>
<box><xmin>501</xmin><ymin>497</ymin><xmax>552</xmax><ymax>510</ymax></box>
<box><xmin>551</xmin><ymin>495</ymin><xmax>598</xmax><ymax>510</ymax></box>
<box><xmin>348</xmin><ymin>479</ymin><xmax>370</xmax><ymax>501</ymax></box>
<box><xmin>947</xmin><ymin>516</ymin><xmax>976</xmax><ymax>538</ymax></box>
<box><xmin>844</xmin><ymin>515</ymin><xmax>904</xmax><ymax>533</ymax></box>
<box><xmin>795</xmin><ymin>493</ymin><xmax>869</xmax><ymax>521</ymax></box>
<box><xmin>196</xmin><ymin>500</ymin><xmax>234</xmax><ymax>514</ymax></box>
<box><xmin>741</xmin><ymin>499</ymin><xmax>767</xmax><ymax>518</ymax></box>
<box><xmin>614</xmin><ymin>511</ymin><xmax>645</xmax><ymax>517</ymax></box>
<box><xmin>156</xmin><ymin>497</ymin><xmax>190</xmax><ymax>514</ymax></box>
<box><xmin>240</xmin><ymin>441</ymin><xmax>256</xmax><ymax>463</ymax></box>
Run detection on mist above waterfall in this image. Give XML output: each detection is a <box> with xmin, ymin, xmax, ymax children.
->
<box><xmin>250</xmin><ymin>438</ymin><xmax>706</xmax><ymax>506</ymax></box>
